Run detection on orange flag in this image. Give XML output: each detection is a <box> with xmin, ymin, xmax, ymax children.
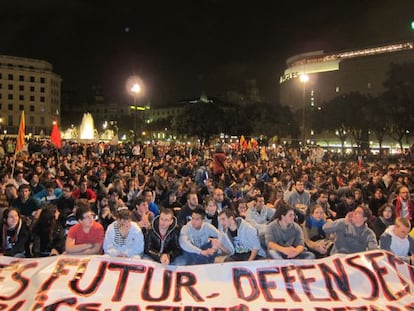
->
<box><xmin>50</xmin><ymin>120</ymin><xmax>62</xmax><ymax>149</ymax></box>
<box><xmin>15</xmin><ymin>111</ymin><xmax>25</xmax><ymax>153</ymax></box>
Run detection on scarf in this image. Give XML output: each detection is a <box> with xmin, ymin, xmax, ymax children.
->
<box><xmin>2</xmin><ymin>219</ymin><xmax>22</xmax><ymax>251</ymax></box>
<box><xmin>305</xmin><ymin>216</ymin><xmax>326</xmax><ymax>238</ymax></box>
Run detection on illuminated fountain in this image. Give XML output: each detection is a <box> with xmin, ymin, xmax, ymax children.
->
<box><xmin>79</xmin><ymin>113</ymin><xmax>96</xmax><ymax>140</ymax></box>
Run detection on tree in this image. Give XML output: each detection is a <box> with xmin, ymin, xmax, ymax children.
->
<box><xmin>172</xmin><ymin>101</ymin><xmax>225</xmax><ymax>145</ymax></box>
<box><xmin>317</xmin><ymin>93</ymin><xmax>370</xmax><ymax>156</ymax></box>
<box><xmin>383</xmin><ymin>63</ymin><xmax>414</xmax><ymax>152</ymax></box>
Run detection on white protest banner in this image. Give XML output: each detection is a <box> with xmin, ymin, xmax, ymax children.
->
<box><xmin>0</xmin><ymin>250</ymin><xmax>413</xmax><ymax>310</ymax></box>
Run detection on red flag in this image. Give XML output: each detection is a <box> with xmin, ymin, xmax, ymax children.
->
<box><xmin>15</xmin><ymin>111</ymin><xmax>25</xmax><ymax>153</ymax></box>
<box><xmin>50</xmin><ymin>121</ymin><xmax>62</xmax><ymax>149</ymax></box>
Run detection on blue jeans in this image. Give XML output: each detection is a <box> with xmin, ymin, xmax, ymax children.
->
<box><xmin>182</xmin><ymin>242</ymin><xmax>217</xmax><ymax>265</ymax></box>
<box><xmin>268</xmin><ymin>249</ymin><xmax>315</xmax><ymax>260</ymax></box>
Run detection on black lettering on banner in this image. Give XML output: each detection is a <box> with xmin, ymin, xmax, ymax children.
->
<box><xmin>281</xmin><ymin>265</ymin><xmax>301</xmax><ymax>302</ymax></box>
<box><xmin>120</xmin><ymin>306</ymin><xmax>141</xmax><ymax>311</ymax></box>
<box><xmin>365</xmin><ymin>252</ymin><xmax>408</xmax><ymax>301</ymax></box>
<box><xmin>319</xmin><ymin>258</ymin><xmax>357</xmax><ymax>301</ymax></box>
<box><xmin>44</xmin><ymin>297</ymin><xmax>77</xmax><ymax>311</ymax></box>
<box><xmin>232</xmin><ymin>268</ymin><xmax>259</xmax><ymax>301</ymax></box>
<box><xmin>0</xmin><ymin>262</ymin><xmax>37</xmax><ymax>301</ymax></box>
<box><xmin>32</xmin><ymin>258</ymin><xmax>81</xmax><ymax>310</ymax></box>
<box><xmin>384</xmin><ymin>252</ymin><xmax>411</xmax><ymax>296</ymax></box>
<box><xmin>70</xmin><ymin>260</ymin><xmax>108</xmax><ymax>296</ymax></box>
<box><xmin>346</xmin><ymin>255</ymin><xmax>379</xmax><ymax>301</ymax></box>
<box><xmin>257</xmin><ymin>268</ymin><xmax>285</xmax><ymax>302</ymax></box>
<box><xmin>174</xmin><ymin>272</ymin><xmax>204</xmax><ymax>302</ymax></box>
<box><xmin>76</xmin><ymin>303</ymin><xmax>102</xmax><ymax>311</ymax></box>
<box><xmin>296</xmin><ymin>264</ymin><xmax>330</xmax><ymax>302</ymax></box>
<box><xmin>108</xmin><ymin>262</ymin><xmax>146</xmax><ymax>301</ymax></box>
<box><xmin>142</xmin><ymin>267</ymin><xmax>172</xmax><ymax>301</ymax></box>
<box><xmin>0</xmin><ymin>300</ymin><xmax>25</xmax><ymax>311</ymax></box>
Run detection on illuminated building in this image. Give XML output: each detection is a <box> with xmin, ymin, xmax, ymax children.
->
<box><xmin>0</xmin><ymin>55</ymin><xmax>61</xmax><ymax>135</ymax></box>
<box><xmin>280</xmin><ymin>42</ymin><xmax>414</xmax><ymax>112</ymax></box>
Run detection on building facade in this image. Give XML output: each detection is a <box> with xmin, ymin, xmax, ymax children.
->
<box><xmin>0</xmin><ymin>55</ymin><xmax>61</xmax><ymax>135</ymax></box>
<box><xmin>280</xmin><ymin>41</ymin><xmax>414</xmax><ymax>112</ymax></box>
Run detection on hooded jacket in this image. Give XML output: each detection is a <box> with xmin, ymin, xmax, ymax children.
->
<box><xmin>380</xmin><ymin>225</ymin><xmax>414</xmax><ymax>262</ymax></box>
<box><xmin>144</xmin><ymin>215</ymin><xmax>182</xmax><ymax>262</ymax></box>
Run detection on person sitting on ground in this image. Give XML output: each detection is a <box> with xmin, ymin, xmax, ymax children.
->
<box><xmin>103</xmin><ymin>208</ymin><xmax>144</xmax><ymax>258</ymax></box>
<box><xmin>0</xmin><ymin>207</ymin><xmax>31</xmax><ymax>257</ymax></box>
<box><xmin>132</xmin><ymin>195</ymin><xmax>154</xmax><ymax>233</ymax></box>
<box><xmin>265</xmin><ymin>203</ymin><xmax>315</xmax><ymax>260</ymax></box>
<box><xmin>369</xmin><ymin>203</ymin><xmax>395</xmax><ymax>240</ymax></box>
<box><xmin>323</xmin><ymin>205</ymin><xmax>379</xmax><ymax>255</ymax></box>
<box><xmin>31</xmin><ymin>204</ymin><xmax>65</xmax><ymax>257</ymax></box>
<box><xmin>303</xmin><ymin>204</ymin><xmax>333</xmax><ymax>258</ymax></box>
<box><xmin>65</xmin><ymin>202</ymin><xmax>104</xmax><ymax>255</ymax></box>
<box><xmin>218</xmin><ymin>209</ymin><xmax>265</xmax><ymax>261</ymax></box>
<box><xmin>179</xmin><ymin>207</ymin><xmax>231</xmax><ymax>265</ymax></box>
<box><xmin>380</xmin><ymin>217</ymin><xmax>414</xmax><ymax>264</ymax></box>
<box><xmin>144</xmin><ymin>208</ymin><xmax>183</xmax><ymax>265</ymax></box>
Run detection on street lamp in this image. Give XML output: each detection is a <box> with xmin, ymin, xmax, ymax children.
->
<box><xmin>126</xmin><ymin>76</ymin><xmax>144</xmax><ymax>143</ymax></box>
<box><xmin>299</xmin><ymin>73</ymin><xmax>309</xmax><ymax>147</ymax></box>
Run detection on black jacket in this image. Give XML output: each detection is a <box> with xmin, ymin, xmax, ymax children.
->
<box><xmin>144</xmin><ymin>215</ymin><xmax>182</xmax><ymax>263</ymax></box>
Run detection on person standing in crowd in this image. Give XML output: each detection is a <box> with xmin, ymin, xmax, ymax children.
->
<box><xmin>218</xmin><ymin>209</ymin><xmax>265</xmax><ymax>261</ymax></box>
<box><xmin>380</xmin><ymin>217</ymin><xmax>414</xmax><ymax>264</ymax></box>
<box><xmin>265</xmin><ymin>203</ymin><xmax>315</xmax><ymax>260</ymax></box>
<box><xmin>0</xmin><ymin>208</ymin><xmax>31</xmax><ymax>257</ymax></box>
<box><xmin>392</xmin><ymin>186</ymin><xmax>413</xmax><ymax>222</ymax></box>
<box><xmin>212</xmin><ymin>146</ymin><xmax>226</xmax><ymax>183</ymax></box>
<box><xmin>145</xmin><ymin>208</ymin><xmax>183</xmax><ymax>265</ymax></box>
<box><xmin>65</xmin><ymin>203</ymin><xmax>104</xmax><ymax>255</ymax></box>
<box><xmin>323</xmin><ymin>205</ymin><xmax>379</xmax><ymax>255</ymax></box>
<box><xmin>103</xmin><ymin>209</ymin><xmax>144</xmax><ymax>258</ymax></box>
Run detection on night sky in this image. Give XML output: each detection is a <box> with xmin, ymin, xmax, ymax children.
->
<box><xmin>0</xmin><ymin>0</ymin><xmax>413</xmax><ymax>106</ymax></box>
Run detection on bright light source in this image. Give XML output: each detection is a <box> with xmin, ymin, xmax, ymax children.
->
<box><xmin>131</xmin><ymin>83</ymin><xmax>141</xmax><ymax>94</ymax></box>
<box><xmin>299</xmin><ymin>73</ymin><xmax>309</xmax><ymax>83</ymax></box>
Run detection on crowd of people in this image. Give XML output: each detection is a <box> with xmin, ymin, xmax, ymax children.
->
<box><xmin>0</xmin><ymin>139</ymin><xmax>413</xmax><ymax>265</ymax></box>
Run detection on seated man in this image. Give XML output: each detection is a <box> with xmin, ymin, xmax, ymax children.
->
<box><xmin>265</xmin><ymin>203</ymin><xmax>315</xmax><ymax>260</ymax></box>
<box><xmin>145</xmin><ymin>208</ymin><xmax>183</xmax><ymax>265</ymax></box>
<box><xmin>104</xmin><ymin>208</ymin><xmax>144</xmax><ymax>258</ymax></box>
<box><xmin>179</xmin><ymin>207</ymin><xmax>230</xmax><ymax>265</ymax></box>
<box><xmin>323</xmin><ymin>205</ymin><xmax>379</xmax><ymax>255</ymax></box>
<box><xmin>380</xmin><ymin>217</ymin><xmax>414</xmax><ymax>264</ymax></box>
<box><xmin>65</xmin><ymin>203</ymin><xmax>104</xmax><ymax>255</ymax></box>
<box><xmin>218</xmin><ymin>209</ymin><xmax>266</xmax><ymax>261</ymax></box>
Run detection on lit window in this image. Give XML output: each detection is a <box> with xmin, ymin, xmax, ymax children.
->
<box><xmin>367</xmin><ymin>82</ymin><xmax>371</xmax><ymax>89</ymax></box>
<box><xmin>335</xmin><ymin>86</ymin><xmax>340</xmax><ymax>93</ymax></box>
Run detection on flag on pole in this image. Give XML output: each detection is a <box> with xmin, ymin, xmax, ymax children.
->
<box><xmin>15</xmin><ymin>111</ymin><xmax>25</xmax><ymax>153</ymax></box>
<box><xmin>50</xmin><ymin>120</ymin><xmax>62</xmax><ymax>149</ymax></box>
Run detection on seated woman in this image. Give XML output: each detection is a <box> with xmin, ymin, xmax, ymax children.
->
<box><xmin>0</xmin><ymin>208</ymin><xmax>31</xmax><ymax>257</ymax></box>
<box><xmin>103</xmin><ymin>208</ymin><xmax>144</xmax><ymax>258</ymax></box>
<box><xmin>369</xmin><ymin>203</ymin><xmax>395</xmax><ymax>240</ymax></box>
<box><xmin>303</xmin><ymin>204</ymin><xmax>333</xmax><ymax>258</ymax></box>
<box><xmin>31</xmin><ymin>204</ymin><xmax>65</xmax><ymax>257</ymax></box>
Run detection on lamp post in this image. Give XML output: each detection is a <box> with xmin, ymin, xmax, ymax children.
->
<box><xmin>131</xmin><ymin>83</ymin><xmax>141</xmax><ymax>143</ymax></box>
<box><xmin>299</xmin><ymin>73</ymin><xmax>309</xmax><ymax>147</ymax></box>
